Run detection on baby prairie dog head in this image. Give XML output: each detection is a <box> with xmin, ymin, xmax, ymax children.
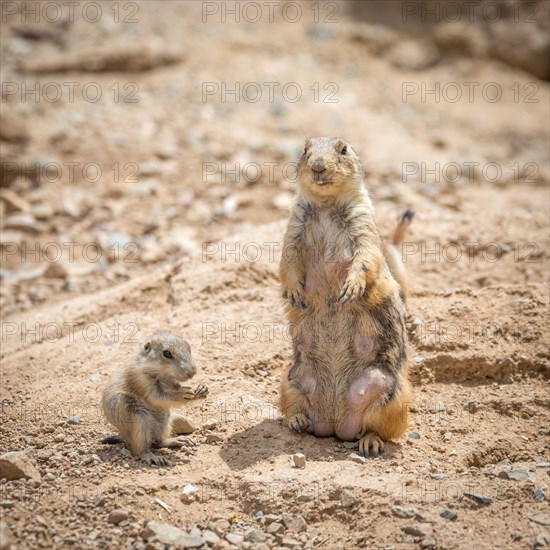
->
<box><xmin>137</xmin><ymin>332</ymin><xmax>197</xmax><ymax>383</ymax></box>
<box><xmin>297</xmin><ymin>137</ymin><xmax>364</xmax><ymax>201</ymax></box>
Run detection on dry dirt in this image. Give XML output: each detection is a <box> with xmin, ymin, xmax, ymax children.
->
<box><xmin>1</xmin><ymin>2</ymin><xmax>549</xmax><ymax>549</ymax></box>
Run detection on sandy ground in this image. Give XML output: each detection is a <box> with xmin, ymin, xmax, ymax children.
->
<box><xmin>1</xmin><ymin>2</ymin><xmax>549</xmax><ymax>549</ymax></box>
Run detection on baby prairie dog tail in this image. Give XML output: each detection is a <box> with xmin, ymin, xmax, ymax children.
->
<box><xmin>385</xmin><ymin>209</ymin><xmax>415</xmax><ymax>303</ymax></box>
<box><xmin>101</xmin><ymin>332</ymin><xmax>208</xmax><ymax>467</ymax></box>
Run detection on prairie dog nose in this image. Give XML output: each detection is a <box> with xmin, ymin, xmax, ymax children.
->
<box><xmin>312</xmin><ymin>159</ymin><xmax>326</xmax><ymax>172</ymax></box>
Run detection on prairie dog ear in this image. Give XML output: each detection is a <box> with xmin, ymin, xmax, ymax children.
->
<box><xmin>144</xmin><ymin>342</ymin><xmax>151</xmax><ymax>352</ymax></box>
<box><xmin>333</xmin><ymin>138</ymin><xmax>349</xmax><ymax>155</ymax></box>
<box><xmin>304</xmin><ymin>137</ymin><xmax>313</xmax><ymax>150</ymax></box>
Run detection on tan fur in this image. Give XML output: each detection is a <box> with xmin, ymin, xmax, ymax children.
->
<box><xmin>101</xmin><ymin>332</ymin><xmax>207</xmax><ymax>466</ymax></box>
<box><xmin>279</xmin><ymin>137</ymin><xmax>414</xmax><ymax>456</ymax></box>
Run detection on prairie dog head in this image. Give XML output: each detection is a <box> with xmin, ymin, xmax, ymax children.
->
<box><xmin>137</xmin><ymin>332</ymin><xmax>197</xmax><ymax>382</ymax></box>
<box><xmin>297</xmin><ymin>137</ymin><xmax>365</xmax><ymax>201</ymax></box>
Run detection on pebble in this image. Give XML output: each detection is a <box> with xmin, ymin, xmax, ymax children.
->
<box><xmin>0</xmin><ymin>451</ymin><xmax>41</xmax><ymax>481</ymax></box>
<box><xmin>293</xmin><ymin>453</ymin><xmax>306</xmax><ymax>469</ymax></box>
<box><xmin>440</xmin><ymin>508</ymin><xmax>457</xmax><ymax>521</ymax></box>
<box><xmin>340</xmin><ymin>489</ymin><xmax>356</xmax><ymax>508</ymax></box>
<box><xmin>209</xmin><ymin>519</ymin><xmax>231</xmax><ymax>535</ymax></box>
<box><xmin>225</xmin><ymin>533</ymin><xmax>244</xmax><ymax>545</ymax></box>
<box><xmin>499</xmin><ymin>470</ymin><xmax>529</xmax><ymax>481</ymax></box>
<box><xmin>430</xmin><ymin>473</ymin><xmax>447</xmax><ymax>480</ymax></box>
<box><xmin>534</xmin><ymin>488</ymin><xmax>545</xmax><ymax>502</ymax></box>
<box><xmin>142</xmin><ymin>521</ymin><xmax>205</xmax><ymax>547</ymax></box>
<box><xmin>421</xmin><ymin>539</ymin><xmax>436</xmax><ymax>548</ymax></box>
<box><xmin>349</xmin><ymin>453</ymin><xmax>366</xmax><ymax>464</ymax></box>
<box><xmin>443</xmin><ymin>432</ymin><xmax>453</xmax><ymax>441</ymax></box>
<box><xmin>391</xmin><ymin>506</ymin><xmax>416</xmax><ymax>519</ymax></box>
<box><xmin>244</xmin><ymin>529</ymin><xmax>266</xmax><ymax>543</ymax></box>
<box><xmin>89</xmin><ymin>373</ymin><xmax>100</xmax><ymax>382</ymax></box>
<box><xmin>281</xmin><ymin>513</ymin><xmax>307</xmax><ymax>533</ymax></box>
<box><xmin>107</xmin><ymin>509</ymin><xmax>128</xmax><ymax>525</ymax></box>
<box><xmin>202</xmin><ymin>529</ymin><xmax>220</xmax><ymax>545</ymax></box>
<box><xmin>202</xmin><ymin>418</ymin><xmax>218</xmax><ymax>430</ymax></box>
<box><xmin>44</xmin><ymin>263</ymin><xmax>68</xmax><ymax>279</ymax></box>
<box><xmin>408</xmin><ymin>432</ymin><xmax>421</xmax><ymax>440</ymax></box>
<box><xmin>54</xmin><ymin>433</ymin><xmax>65</xmax><ymax>442</ymax></box>
<box><xmin>281</xmin><ymin>537</ymin><xmax>301</xmax><ymax>548</ymax></box>
<box><xmin>401</xmin><ymin>524</ymin><xmax>431</xmax><ymax>538</ymax></box>
<box><xmin>267</xmin><ymin>522</ymin><xmax>285</xmax><ymax>535</ymax></box>
<box><xmin>463</xmin><ymin>401</ymin><xmax>477</xmax><ymax>412</ymax></box>
<box><xmin>67</xmin><ymin>416</ymin><xmax>80</xmax><ymax>425</ymax></box>
<box><xmin>463</xmin><ymin>492</ymin><xmax>492</xmax><ymax>505</ymax></box>
<box><xmin>181</xmin><ymin>484</ymin><xmax>199</xmax><ymax>504</ymax></box>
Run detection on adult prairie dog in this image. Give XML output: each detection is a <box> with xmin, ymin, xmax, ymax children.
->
<box><xmin>279</xmin><ymin>137</ymin><xmax>414</xmax><ymax>456</ymax></box>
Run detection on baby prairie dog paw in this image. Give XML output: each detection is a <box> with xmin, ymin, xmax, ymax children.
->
<box><xmin>282</xmin><ymin>280</ymin><xmax>307</xmax><ymax>309</ymax></box>
<box><xmin>176</xmin><ymin>385</ymin><xmax>196</xmax><ymax>400</ymax></box>
<box><xmin>194</xmin><ymin>384</ymin><xmax>209</xmax><ymax>398</ymax></box>
<box><xmin>176</xmin><ymin>383</ymin><xmax>208</xmax><ymax>399</ymax></box>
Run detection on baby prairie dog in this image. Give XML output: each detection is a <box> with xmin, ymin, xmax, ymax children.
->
<box><xmin>279</xmin><ymin>136</ymin><xmax>413</xmax><ymax>457</ymax></box>
<box><xmin>101</xmin><ymin>332</ymin><xmax>208</xmax><ymax>466</ymax></box>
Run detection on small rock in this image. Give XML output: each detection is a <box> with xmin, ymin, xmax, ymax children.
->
<box><xmin>202</xmin><ymin>418</ymin><xmax>218</xmax><ymax>430</ymax></box>
<box><xmin>534</xmin><ymin>488</ymin><xmax>545</xmax><ymax>502</ymax></box>
<box><xmin>54</xmin><ymin>433</ymin><xmax>65</xmax><ymax>442</ymax></box>
<box><xmin>202</xmin><ymin>530</ymin><xmax>220</xmax><ymax>545</ymax></box>
<box><xmin>89</xmin><ymin>373</ymin><xmax>100</xmax><ymax>382</ymax></box>
<box><xmin>463</xmin><ymin>401</ymin><xmax>477</xmax><ymax>412</ymax></box>
<box><xmin>209</xmin><ymin>519</ymin><xmax>230</xmax><ymax>535</ymax></box>
<box><xmin>0</xmin><ymin>451</ymin><xmax>41</xmax><ymax>481</ymax></box>
<box><xmin>282</xmin><ymin>538</ymin><xmax>301</xmax><ymax>548</ymax></box>
<box><xmin>107</xmin><ymin>509</ymin><xmax>128</xmax><ymax>525</ymax></box>
<box><xmin>430</xmin><ymin>473</ymin><xmax>447</xmax><ymax>480</ymax></box>
<box><xmin>180</xmin><ymin>484</ymin><xmax>199</xmax><ymax>504</ymax></box>
<box><xmin>293</xmin><ymin>453</ymin><xmax>306</xmax><ymax>469</ymax></box>
<box><xmin>529</xmin><ymin>512</ymin><xmax>550</xmax><ymax>526</ymax></box>
<box><xmin>67</xmin><ymin>416</ymin><xmax>80</xmax><ymax>425</ymax></box>
<box><xmin>172</xmin><ymin>416</ymin><xmax>197</xmax><ymax>435</ymax></box>
<box><xmin>44</xmin><ymin>263</ymin><xmax>68</xmax><ymax>279</ymax></box>
<box><xmin>281</xmin><ymin>513</ymin><xmax>307</xmax><ymax>533</ymax></box>
<box><xmin>142</xmin><ymin>521</ymin><xmax>205</xmax><ymax>547</ymax></box>
<box><xmin>401</xmin><ymin>524</ymin><xmax>431</xmax><ymax>538</ymax></box>
<box><xmin>413</xmin><ymin>355</ymin><xmax>425</xmax><ymax>364</ymax></box>
<box><xmin>464</xmin><ymin>492</ymin><xmax>492</xmax><ymax>505</ymax></box>
<box><xmin>499</xmin><ymin>470</ymin><xmax>529</xmax><ymax>481</ymax></box>
<box><xmin>408</xmin><ymin>432</ymin><xmax>420</xmax><ymax>440</ymax></box>
<box><xmin>440</xmin><ymin>508</ymin><xmax>457</xmax><ymax>521</ymax></box>
<box><xmin>340</xmin><ymin>489</ymin><xmax>356</xmax><ymax>508</ymax></box>
<box><xmin>206</xmin><ymin>433</ymin><xmax>223</xmax><ymax>443</ymax></box>
<box><xmin>225</xmin><ymin>533</ymin><xmax>244</xmax><ymax>545</ymax></box>
<box><xmin>391</xmin><ymin>506</ymin><xmax>416</xmax><ymax>519</ymax></box>
<box><xmin>534</xmin><ymin>534</ymin><xmax>550</xmax><ymax>548</ymax></box>
<box><xmin>429</xmin><ymin>403</ymin><xmax>444</xmax><ymax>413</ymax></box>
<box><xmin>244</xmin><ymin>529</ymin><xmax>266</xmax><ymax>543</ymax></box>
<box><xmin>349</xmin><ymin>453</ymin><xmax>366</xmax><ymax>464</ymax></box>
<box><xmin>421</xmin><ymin>539</ymin><xmax>436</xmax><ymax>548</ymax></box>
<box><xmin>443</xmin><ymin>432</ymin><xmax>453</xmax><ymax>441</ymax></box>
<box><xmin>267</xmin><ymin>522</ymin><xmax>284</xmax><ymax>535</ymax></box>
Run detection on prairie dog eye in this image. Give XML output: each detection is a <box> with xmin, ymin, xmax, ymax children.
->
<box><xmin>303</xmin><ymin>147</ymin><xmax>308</xmax><ymax>156</ymax></box>
<box><xmin>341</xmin><ymin>145</ymin><xmax>348</xmax><ymax>155</ymax></box>
<box><xmin>163</xmin><ymin>350</ymin><xmax>173</xmax><ymax>359</ymax></box>
<box><xmin>144</xmin><ymin>342</ymin><xmax>151</xmax><ymax>352</ymax></box>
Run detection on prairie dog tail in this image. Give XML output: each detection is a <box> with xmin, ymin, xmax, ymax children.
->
<box><xmin>386</xmin><ymin>209</ymin><xmax>415</xmax><ymax>303</ymax></box>
<box><xmin>391</xmin><ymin>209</ymin><xmax>415</xmax><ymax>246</ymax></box>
